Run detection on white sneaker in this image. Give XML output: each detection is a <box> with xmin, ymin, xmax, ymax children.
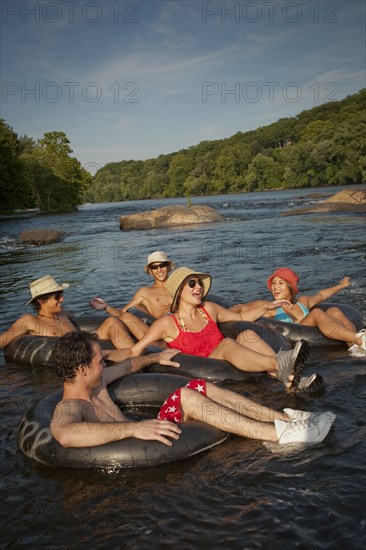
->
<box><xmin>275</xmin><ymin>412</ymin><xmax>336</xmax><ymax>444</ymax></box>
<box><xmin>348</xmin><ymin>345</ymin><xmax>366</xmax><ymax>357</ymax></box>
<box><xmin>283</xmin><ymin>408</ymin><xmax>314</xmax><ymax>421</ymax></box>
<box><xmin>348</xmin><ymin>330</ymin><xmax>366</xmax><ymax>357</ymax></box>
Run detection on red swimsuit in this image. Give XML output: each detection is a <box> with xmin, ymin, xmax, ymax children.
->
<box><xmin>166</xmin><ymin>306</ymin><xmax>224</xmax><ymax>358</ymax></box>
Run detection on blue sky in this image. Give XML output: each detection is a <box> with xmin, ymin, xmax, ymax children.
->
<box><xmin>1</xmin><ymin>0</ymin><xmax>365</xmax><ymax>174</ymax></box>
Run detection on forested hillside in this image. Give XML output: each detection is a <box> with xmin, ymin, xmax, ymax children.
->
<box><xmin>1</xmin><ymin>89</ymin><xmax>365</xmax><ymax>213</ymax></box>
<box><xmin>86</xmin><ymin>88</ymin><xmax>366</xmax><ymax>202</ymax></box>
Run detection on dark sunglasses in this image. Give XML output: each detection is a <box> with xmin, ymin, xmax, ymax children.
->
<box><xmin>40</xmin><ymin>290</ymin><xmax>63</xmax><ymax>302</ymax></box>
<box><xmin>186</xmin><ymin>278</ymin><xmax>203</xmax><ymax>288</ymax></box>
<box><xmin>150</xmin><ymin>262</ymin><xmax>169</xmax><ymax>270</ymax></box>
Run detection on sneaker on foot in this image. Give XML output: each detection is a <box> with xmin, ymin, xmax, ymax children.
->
<box><xmin>283</xmin><ymin>408</ymin><xmax>314</xmax><ymax>421</ymax></box>
<box><xmin>283</xmin><ymin>406</ymin><xmax>327</xmax><ymax>421</ymax></box>
<box><xmin>348</xmin><ymin>329</ymin><xmax>366</xmax><ymax>357</ymax></box>
<box><xmin>276</xmin><ymin>340</ymin><xmax>310</xmax><ymax>388</ymax></box>
<box><xmin>348</xmin><ymin>346</ymin><xmax>366</xmax><ymax>358</ymax></box>
<box><xmin>275</xmin><ymin>412</ymin><xmax>336</xmax><ymax>444</ymax></box>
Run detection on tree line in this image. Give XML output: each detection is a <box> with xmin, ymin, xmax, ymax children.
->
<box><xmin>86</xmin><ymin>88</ymin><xmax>366</xmax><ymax>203</ymax></box>
<box><xmin>0</xmin><ymin>125</ymin><xmax>91</xmax><ymax>213</ymax></box>
<box><xmin>1</xmin><ymin>89</ymin><xmax>365</xmax><ymax>213</ymax></box>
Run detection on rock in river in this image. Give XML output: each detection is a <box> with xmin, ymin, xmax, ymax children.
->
<box><xmin>20</xmin><ymin>229</ymin><xmax>65</xmax><ymax>245</ymax></box>
<box><xmin>283</xmin><ymin>188</ymin><xmax>366</xmax><ymax>216</ymax></box>
<box><xmin>120</xmin><ymin>205</ymin><xmax>223</xmax><ymax>230</ymax></box>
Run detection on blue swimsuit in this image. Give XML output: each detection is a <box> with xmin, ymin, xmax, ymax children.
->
<box><xmin>274</xmin><ymin>302</ymin><xmax>309</xmax><ymax>323</ymax></box>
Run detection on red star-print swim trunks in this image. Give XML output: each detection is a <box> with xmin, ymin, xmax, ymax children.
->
<box><xmin>158</xmin><ymin>379</ymin><xmax>207</xmax><ymax>423</ymax></box>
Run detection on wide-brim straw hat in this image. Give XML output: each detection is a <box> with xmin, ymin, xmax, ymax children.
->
<box><xmin>144</xmin><ymin>251</ymin><xmax>175</xmax><ymax>273</ymax></box>
<box><xmin>27</xmin><ymin>275</ymin><xmax>70</xmax><ymax>305</ymax></box>
<box><xmin>166</xmin><ymin>267</ymin><xmax>211</xmax><ymax>313</ymax></box>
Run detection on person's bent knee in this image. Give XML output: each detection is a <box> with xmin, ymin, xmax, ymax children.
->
<box><xmin>220</xmin><ymin>337</ymin><xmax>235</xmax><ymax>347</ymax></box>
<box><xmin>119</xmin><ymin>312</ymin><xmax>133</xmax><ymax>322</ymax></box>
<box><xmin>308</xmin><ymin>307</ymin><xmax>326</xmax><ymax>321</ymax></box>
<box><xmin>326</xmin><ymin>306</ymin><xmax>343</xmax><ymax>317</ymax></box>
<box><xmin>180</xmin><ymin>387</ymin><xmax>200</xmax><ymax>422</ymax></box>
<box><xmin>102</xmin><ymin>317</ymin><xmax>117</xmax><ymax>328</ymax></box>
<box><xmin>236</xmin><ymin>329</ymin><xmax>261</xmax><ymax>346</ymax></box>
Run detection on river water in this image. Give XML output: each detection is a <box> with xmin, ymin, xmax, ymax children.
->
<box><xmin>0</xmin><ymin>187</ymin><xmax>365</xmax><ymax>549</ymax></box>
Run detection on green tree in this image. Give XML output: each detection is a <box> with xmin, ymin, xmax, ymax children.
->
<box><xmin>167</xmin><ymin>153</ymin><xmax>193</xmax><ymax>196</ymax></box>
<box><xmin>28</xmin><ymin>131</ymin><xmax>88</xmax><ymax>211</ymax></box>
<box><xmin>245</xmin><ymin>153</ymin><xmax>284</xmax><ymax>190</ymax></box>
<box><xmin>0</xmin><ymin>119</ymin><xmax>33</xmax><ymax>212</ymax></box>
<box><xmin>183</xmin><ymin>158</ymin><xmax>211</xmax><ymax>196</ymax></box>
<box><xmin>212</xmin><ymin>144</ymin><xmax>251</xmax><ymax>192</ymax></box>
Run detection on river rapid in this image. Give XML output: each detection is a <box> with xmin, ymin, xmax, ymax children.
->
<box><xmin>0</xmin><ymin>186</ymin><xmax>365</xmax><ymax>549</ymax></box>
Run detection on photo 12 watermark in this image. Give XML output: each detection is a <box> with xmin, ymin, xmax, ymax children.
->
<box><xmin>200</xmin><ymin>241</ymin><xmax>321</xmax><ymax>264</ymax></box>
<box><xmin>31</xmin><ymin>240</ymin><xmax>142</xmax><ymax>266</ymax></box>
<box><xmin>201</xmin><ymin>81</ymin><xmax>340</xmax><ymax>104</ymax></box>
<box><xmin>1</xmin><ymin>81</ymin><xmax>140</xmax><ymax>104</ymax></box>
<box><xmin>201</xmin><ymin>1</ymin><xmax>340</xmax><ymax>24</ymax></box>
<box><xmin>1</xmin><ymin>1</ymin><xmax>140</xmax><ymax>24</ymax></box>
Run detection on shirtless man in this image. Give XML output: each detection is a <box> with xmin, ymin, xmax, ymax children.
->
<box><xmin>0</xmin><ymin>275</ymin><xmax>137</xmax><ymax>362</ymax></box>
<box><xmin>90</xmin><ymin>251</ymin><xmax>174</xmax><ymax>339</ymax></box>
<box><xmin>51</xmin><ymin>331</ymin><xmax>336</xmax><ymax>448</ymax></box>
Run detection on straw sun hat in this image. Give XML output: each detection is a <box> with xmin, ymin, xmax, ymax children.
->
<box><xmin>144</xmin><ymin>251</ymin><xmax>175</xmax><ymax>273</ymax></box>
<box><xmin>166</xmin><ymin>267</ymin><xmax>211</xmax><ymax>313</ymax></box>
<box><xmin>27</xmin><ymin>275</ymin><xmax>70</xmax><ymax>305</ymax></box>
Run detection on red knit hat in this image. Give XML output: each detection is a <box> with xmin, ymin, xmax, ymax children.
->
<box><xmin>267</xmin><ymin>268</ymin><xmax>299</xmax><ymax>294</ymax></box>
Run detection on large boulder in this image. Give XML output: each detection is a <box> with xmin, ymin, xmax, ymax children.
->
<box><xmin>324</xmin><ymin>188</ymin><xmax>365</xmax><ymax>205</ymax></box>
<box><xmin>120</xmin><ymin>205</ymin><xmax>223</xmax><ymax>230</ymax></box>
<box><xmin>283</xmin><ymin>188</ymin><xmax>366</xmax><ymax>216</ymax></box>
<box><xmin>20</xmin><ymin>229</ymin><xmax>65</xmax><ymax>245</ymax></box>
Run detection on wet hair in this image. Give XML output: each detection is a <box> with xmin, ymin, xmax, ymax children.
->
<box><xmin>52</xmin><ymin>331</ymin><xmax>99</xmax><ymax>382</ymax></box>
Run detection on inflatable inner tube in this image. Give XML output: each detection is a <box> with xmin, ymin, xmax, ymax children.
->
<box><xmin>259</xmin><ymin>302</ymin><xmax>364</xmax><ymax>347</ymax></box>
<box><xmin>126</xmin><ymin>307</ymin><xmax>156</xmax><ymax>325</ymax></box>
<box><xmin>4</xmin><ymin>315</ymin><xmax>116</xmax><ymax>367</ymax></box>
<box><xmin>5</xmin><ymin>315</ymin><xmax>290</xmax><ymax>385</ymax></box>
<box><xmin>17</xmin><ymin>373</ymin><xmax>229</xmax><ymax>469</ymax></box>
<box><xmin>145</xmin><ymin>320</ymin><xmax>290</xmax><ymax>383</ymax></box>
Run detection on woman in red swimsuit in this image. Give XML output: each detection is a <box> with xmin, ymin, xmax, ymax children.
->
<box><xmin>131</xmin><ymin>267</ymin><xmax>311</xmax><ymax>389</ymax></box>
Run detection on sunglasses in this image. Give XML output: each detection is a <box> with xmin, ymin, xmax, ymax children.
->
<box><xmin>51</xmin><ymin>291</ymin><xmax>64</xmax><ymax>301</ymax></box>
<box><xmin>150</xmin><ymin>262</ymin><xmax>169</xmax><ymax>270</ymax></box>
<box><xmin>186</xmin><ymin>278</ymin><xmax>203</xmax><ymax>288</ymax></box>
